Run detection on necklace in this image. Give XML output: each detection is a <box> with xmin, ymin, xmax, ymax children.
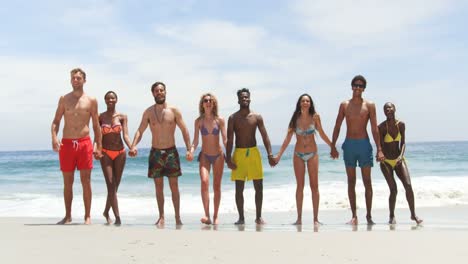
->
<box><xmin>153</xmin><ymin>105</ymin><xmax>165</xmax><ymax>123</ymax></box>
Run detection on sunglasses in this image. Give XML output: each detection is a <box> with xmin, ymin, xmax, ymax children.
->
<box><xmin>352</xmin><ymin>84</ymin><xmax>365</xmax><ymax>89</ymax></box>
<box><xmin>203</xmin><ymin>99</ymin><xmax>212</xmax><ymax>103</ymax></box>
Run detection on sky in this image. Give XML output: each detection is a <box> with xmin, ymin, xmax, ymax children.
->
<box><xmin>1</xmin><ymin>0</ymin><xmax>467</xmax><ymax>151</ymax></box>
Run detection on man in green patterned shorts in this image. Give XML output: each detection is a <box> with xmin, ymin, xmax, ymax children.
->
<box><xmin>129</xmin><ymin>82</ymin><xmax>193</xmax><ymax>226</ymax></box>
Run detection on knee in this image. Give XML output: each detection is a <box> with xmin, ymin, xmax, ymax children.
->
<box><xmin>389</xmin><ymin>188</ymin><xmax>398</xmax><ymax>196</ymax></box>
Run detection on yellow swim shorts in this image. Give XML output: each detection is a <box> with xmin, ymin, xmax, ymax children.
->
<box><xmin>231</xmin><ymin>147</ymin><xmax>263</xmax><ymax>181</ymax></box>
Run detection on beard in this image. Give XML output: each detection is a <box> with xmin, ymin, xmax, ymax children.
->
<box><xmin>155</xmin><ymin>97</ymin><xmax>166</xmax><ymax>104</ymax></box>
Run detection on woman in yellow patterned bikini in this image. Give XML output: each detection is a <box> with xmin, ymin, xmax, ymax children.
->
<box><xmin>378</xmin><ymin>102</ymin><xmax>422</xmax><ymax>224</ymax></box>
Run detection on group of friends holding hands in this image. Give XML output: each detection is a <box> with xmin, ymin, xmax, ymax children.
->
<box><xmin>51</xmin><ymin>68</ymin><xmax>422</xmax><ymax>227</ymax></box>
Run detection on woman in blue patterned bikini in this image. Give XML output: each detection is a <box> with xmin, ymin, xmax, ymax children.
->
<box><xmin>190</xmin><ymin>93</ymin><xmax>227</xmax><ymax>225</ymax></box>
<box><xmin>274</xmin><ymin>94</ymin><xmax>333</xmax><ymax>225</ymax></box>
<box><xmin>378</xmin><ymin>102</ymin><xmax>422</xmax><ymax>224</ymax></box>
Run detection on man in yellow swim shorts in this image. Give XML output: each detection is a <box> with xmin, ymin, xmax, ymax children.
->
<box><xmin>226</xmin><ymin>88</ymin><xmax>276</xmax><ymax>225</ymax></box>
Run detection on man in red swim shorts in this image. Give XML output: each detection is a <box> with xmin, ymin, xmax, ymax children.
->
<box><xmin>51</xmin><ymin>68</ymin><xmax>102</xmax><ymax>225</ymax></box>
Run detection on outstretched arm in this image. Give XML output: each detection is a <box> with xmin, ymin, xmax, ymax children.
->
<box><xmin>369</xmin><ymin>102</ymin><xmax>384</xmax><ymax>161</ymax></box>
<box><xmin>51</xmin><ymin>96</ymin><xmax>65</xmax><ymax>152</ymax></box>
<box><xmin>257</xmin><ymin>114</ymin><xmax>276</xmax><ymax>167</ymax></box>
<box><xmin>90</xmin><ymin>97</ymin><xmax>102</xmax><ymax>159</ymax></box>
<box><xmin>314</xmin><ymin>114</ymin><xmax>332</xmax><ymax>146</ymax></box>
<box><xmin>219</xmin><ymin>117</ymin><xmax>228</xmax><ymax>151</ymax></box>
<box><xmin>330</xmin><ymin>103</ymin><xmax>345</xmax><ymax>159</ymax></box>
<box><xmin>397</xmin><ymin>121</ymin><xmax>406</xmax><ymax>164</ymax></box>
<box><xmin>225</xmin><ymin>115</ymin><xmax>236</xmax><ymax>170</ymax></box>
<box><xmin>174</xmin><ymin>107</ymin><xmax>193</xmax><ymax>161</ymax></box>
<box><xmin>129</xmin><ymin>110</ymin><xmax>149</xmax><ymax>157</ymax></box>
<box><xmin>190</xmin><ymin>118</ymin><xmax>200</xmax><ymax>157</ymax></box>
<box><xmin>121</xmin><ymin>114</ymin><xmax>133</xmax><ymax>149</ymax></box>
<box><xmin>274</xmin><ymin>128</ymin><xmax>294</xmax><ymax>164</ymax></box>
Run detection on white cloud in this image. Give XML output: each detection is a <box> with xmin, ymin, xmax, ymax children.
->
<box><xmin>292</xmin><ymin>0</ymin><xmax>453</xmax><ymax>46</ymax></box>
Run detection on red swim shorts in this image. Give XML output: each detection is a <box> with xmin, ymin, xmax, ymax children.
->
<box><xmin>59</xmin><ymin>136</ymin><xmax>93</xmax><ymax>172</ymax></box>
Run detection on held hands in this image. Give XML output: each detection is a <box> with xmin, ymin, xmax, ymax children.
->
<box><xmin>226</xmin><ymin>159</ymin><xmax>237</xmax><ymax>170</ymax></box>
<box><xmin>330</xmin><ymin>146</ymin><xmax>339</xmax><ymax>159</ymax></box>
<box><xmin>272</xmin><ymin>154</ymin><xmax>281</xmax><ymax>165</ymax></box>
<box><xmin>376</xmin><ymin>149</ymin><xmax>385</xmax><ymax>162</ymax></box>
<box><xmin>128</xmin><ymin>147</ymin><xmax>138</xmax><ymax>157</ymax></box>
<box><xmin>93</xmin><ymin>148</ymin><xmax>103</xmax><ymax>160</ymax></box>
<box><xmin>268</xmin><ymin>154</ymin><xmax>278</xmax><ymax>167</ymax></box>
<box><xmin>186</xmin><ymin>150</ymin><xmax>194</xmax><ymax>161</ymax></box>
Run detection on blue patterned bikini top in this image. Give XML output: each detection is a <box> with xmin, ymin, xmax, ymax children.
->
<box><xmin>295</xmin><ymin>124</ymin><xmax>316</xmax><ymax>136</ymax></box>
<box><xmin>200</xmin><ymin>120</ymin><xmax>220</xmax><ymax>136</ymax></box>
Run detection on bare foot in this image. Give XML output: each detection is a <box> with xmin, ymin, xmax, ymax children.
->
<box><xmin>213</xmin><ymin>217</ymin><xmax>219</xmax><ymax>225</ymax></box>
<box><xmin>114</xmin><ymin>216</ymin><xmax>121</xmax><ymax>226</ymax></box>
<box><xmin>347</xmin><ymin>217</ymin><xmax>358</xmax><ymax>225</ymax></box>
<box><xmin>84</xmin><ymin>217</ymin><xmax>91</xmax><ymax>225</ymax></box>
<box><xmin>388</xmin><ymin>217</ymin><xmax>396</xmax><ymax>224</ymax></box>
<box><xmin>411</xmin><ymin>216</ymin><xmax>423</xmax><ymax>224</ymax></box>
<box><xmin>155</xmin><ymin>217</ymin><xmax>165</xmax><ymax>227</ymax></box>
<box><xmin>56</xmin><ymin>217</ymin><xmax>72</xmax><ymax>225</ymax></box>
<box><xmin>234</xmin><ymin>218</ymin><xmax>245</xmax><ymax>225</ymax></box>
<box><xmin>103</xmin><ymin>212</ymin><xmax>112</xmax><ymax>225</ymax></box>
<box><xmin>314</xmin><ymin>220</ymin><xmax>323</xmax><ymax>226</ymax></box>
<box><xmin>366</xmin><ymin>215</ymin><xmax>375</xmax><ymax>225</ymax></box>
<box><xmin>255</xmin><ymin>218</ymin><xmax>266</xmax><ymax>225</ymax></box>
<box><xmin>175</xmin><ymin>217</ymin><xmax>183</xmax><ymax>226</ymax></box>
<box><xmin>200</xmin><ymin>216</ymin><xmax>212</xmax><ymax>225</ymax></box>
<box><xmin>293</xmin><ymin>219</ymin><xmax>302</xmax><ymax>225</ymax></box>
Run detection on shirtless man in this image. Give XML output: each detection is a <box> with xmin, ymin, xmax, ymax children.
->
<box><xmin>226</xmin><ymin>88</ymin><xmax>276</xmax><ymax>225</ymax></box>
<box><xmin>51</xmin><ymin>68</ymin><xmax>102</xmax><ymax>225</ymax></box>
<box><xmin>129</xmin><ymin>82</ymin><xmax>192</xmax><ymax>226</ymax></box>
<box><xmin>330</xmin><ymin>75</ymin><xmax>384</xmax><ymax>225</ymax></box>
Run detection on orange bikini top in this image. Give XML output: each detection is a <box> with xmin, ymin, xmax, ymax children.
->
<box><xmin>101</xmin><ymin>124</ymin><xmax>122</xmax><ymax>135</ymax></box>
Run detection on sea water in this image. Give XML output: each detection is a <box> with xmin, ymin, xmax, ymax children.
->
<box><xmin>1</xmin><ymin>141</ymin><xmax>467</xmax><ymax>217</ymax></box>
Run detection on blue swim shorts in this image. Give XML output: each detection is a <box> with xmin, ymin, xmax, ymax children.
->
<box><xmin>341</xmin><ymin>138</ymin><xmax>373</xmax><ymax>168</ymax></box>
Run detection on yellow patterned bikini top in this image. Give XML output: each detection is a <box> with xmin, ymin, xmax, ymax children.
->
<box><xmin>384</xmin><ymin>121</ymin><xmax>401</xmax><ymax>143</ymax></box>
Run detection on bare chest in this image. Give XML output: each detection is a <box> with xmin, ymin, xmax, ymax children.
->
<box><xmin>345</xmin><ymin>103</ymin><xmax>369</xmax><ymax>120</ymax></box>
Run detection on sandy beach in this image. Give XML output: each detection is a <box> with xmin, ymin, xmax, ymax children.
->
<box><xmin>3</xmin><ymin>206</ymin><xmax>468</xmax><ymax>264</ymax></box>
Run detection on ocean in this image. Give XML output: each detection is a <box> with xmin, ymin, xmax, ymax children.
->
<box><xmin>1</xmin><ymin>141</ymin><xmax>467</xmax><ymax>218</ymax></box>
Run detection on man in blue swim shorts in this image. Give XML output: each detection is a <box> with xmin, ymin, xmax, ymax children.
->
<box><xmin>330</xmin><ymin>75</ymin><xmax>384</xmax><ymax>225</ymax></box>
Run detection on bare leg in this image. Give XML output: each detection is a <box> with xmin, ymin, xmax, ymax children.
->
<box><xmin>80</xmin><ymin>169</ymin><xmax>92</xmax><ymax>225</ymax></box>
<box><xmin>292</xmin><ymin>155</ymin><xmax>305</xmax><ymax>225</ymax></box>
<box><xmin>361</xmin><ymin>166</ymin><xmax>374</xmax><ymax>225</ymax></box>
<box><xmin>100</xmin><ymin>155</ymin><xmax>114</xmax><ymax>224</ymax></box>
<box><xmin>154</xmin><ymin>177</ymin><xmax>165</xmax><ymax>226</ymax></box>
<box><xmin>345</xmin><ymin>167</ymin><xmax>358</xmax><ymax>225</ymax></box>
<box><xmin>380</xmin><ymin>162</ymin><xmax>397</xmax><ymax>224</ymax></box>
<box><xmin>112</xmin><ymin>153</ymin><xmax>126</xmax><ymax>225</ymax></box>
<box><xmin>57</xmin><ymin>171</ymin><xmax>74</xmax><ymax>224</ymax></box>
<box><xmin>253</xmin><ymin>179</ymin><xmax>265</xmax><ymax>225</ymax></box>
<box><xmin>307</xmin><ymin>155</ymin><xmax>320</xmax><ymax>225</ymax></box>
<box><xmin>395</xmin><ymin>161</ymin><xmax>423</xmax><ymax>224</ymax></box>
<box><xmin>212</xmin><ymin>155</ymin><xmax>224</xmax><ymax>225</ymax></box>
<box><xmin>199</xmin><ymin>157</ymin><xmax>211</xmax><ymax>225</ymax></box>
<box><xmin>168</xmin><ymin>176</ymin><xmax>182</xmax><ymax>225</ymax></box>
<box><xmin>235</xmin><ymin>180</ymin><xmax>245</xmax><ymax>224</ymax></box>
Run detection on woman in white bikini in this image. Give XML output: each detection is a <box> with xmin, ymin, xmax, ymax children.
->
<box><xmin>274</xmin><ymin>94</ymin><xmax>333</xmax><ymax>225</ymax></box>
<box><xmin>190</xmin><ymin>93</ymin><xmax>227</xmax><ymax>225</ymax></box>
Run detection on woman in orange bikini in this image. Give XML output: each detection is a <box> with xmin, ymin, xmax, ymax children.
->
<box><xmin>190</xmin><ymin>93</ymin><xmax>227</xmax><ymax>225</ymax></box>
<box><xmin>273</xmin><ymin>94</ymin><xmax>333</xmax><ymax>226</ymax></box>
<box><xmin>378</xmin><ymin>102</ymin><xmax>422</xmax><ymax>224</ymax></box>
<box><xmin>99</xmin><ymin>91</ymin><xmax>132</xmax><ymax>225</ymax></box>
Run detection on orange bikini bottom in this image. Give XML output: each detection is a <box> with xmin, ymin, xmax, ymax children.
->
<box><xmin>102</xmin><ymin>148</ymin><xmax>125</xmax><ymax>160</ymax></box>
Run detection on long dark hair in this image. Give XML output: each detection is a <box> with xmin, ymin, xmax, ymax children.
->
<box><xmin>288</xmin><ymin>94</ymin><xmax>316</xmax><ymax>129</ymax></box>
